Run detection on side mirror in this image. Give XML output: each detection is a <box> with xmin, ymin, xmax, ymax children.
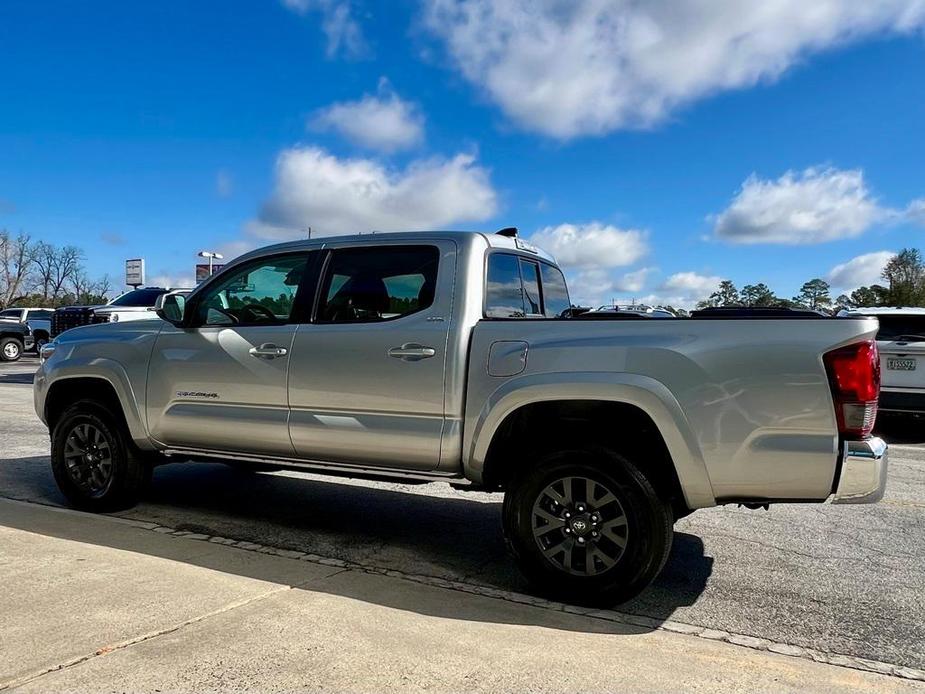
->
<box><xmin>154</xmin><ymin>292</ymin><xmax>187</xmax><ymax>326</ymax></box>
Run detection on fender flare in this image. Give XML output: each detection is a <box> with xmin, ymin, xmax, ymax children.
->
<box><xmin>464</xmin><ymin>371</ymin><xmax>716</xmax><ymax>509</ymax></box>
<box><xmin>40</xmin><ymin>358</ymin><xmax>154</xmax><ymax>450</ymax></box>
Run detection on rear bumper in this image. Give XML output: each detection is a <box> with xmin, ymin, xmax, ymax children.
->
<box><xmin>830</xmin><ymin>437</ymin><xmax>888</xmax><ymax>504</ymax></box>
<box><xmin>879</xmin><ymin>389</ymin><xmax>925</xmax><ymax>413</ymax></box>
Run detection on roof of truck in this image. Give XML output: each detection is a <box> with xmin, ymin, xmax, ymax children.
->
<box><xmin>233</xmin><ymin>230</ymin><xmax>558</xmax><ymax>266</ymax></box>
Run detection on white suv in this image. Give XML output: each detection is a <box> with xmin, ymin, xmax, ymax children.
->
<box><xmin>840</xmin><ymin>307</ymin><xmax>925</xmax><ymax>414</ymax></box>
<box><xmin>92</xmin><ymin>287</ymin><xmax>191</xmax><ymax>324</ymax></box>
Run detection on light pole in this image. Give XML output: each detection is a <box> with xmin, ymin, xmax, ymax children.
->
<box><xmin>198</xmin><ymin>250</ymin><xmax>224</xmax><ymax>276</ymax></box>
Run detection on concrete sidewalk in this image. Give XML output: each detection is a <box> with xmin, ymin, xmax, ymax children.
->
<box><xmin>0</xmin><ymin>499</ymin><xmax>921</xmax><ymax>693</ymax></box>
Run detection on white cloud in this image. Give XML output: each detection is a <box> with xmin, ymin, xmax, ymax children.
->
<box><xmin>906</xmin><ymin>198</ymin><xmax>925</xmax><ymax>225</ymax></box>
<box><xmin>421</xmin><ymin>0</ymin><xmax>925</xmax><ymax>138</ymax></box>
<box><xmin>282</xmin><ymin>0</ymin><xmax>367</xmax><ymax>58</ymax></box>
<box><xmin>826</xmin><ymin>251</ymin><xmax>894</xmax><ymax>290</ymax></box>
<box><xmin>713</xmin><ymin>167</ymin><xmax>884</xmax><ymax>244</ymax></box>
<box><xmin>249</xmin><ymin>145</ymin><xmax>497</xmax><ymax>239</ymax></box>
<box><xmin>615</xmin><ymin>266</ymin><xmax>655</xmax><ymax>293</ymax></box>
<box><xmin>618</xmin><ymin>271</ymin><xmax>724</xmax><ymax>308</ymax></box>
<box><xmin>566</xmin><ymin>269</ymin><xmax>615</xmax><ymax>306</ymax></box>
<box><xmin>310</xmin><ymin>79</ymin><xmax>425</xmax><ymax>152</ymax></box>
<box><xmin>660</xmin><ymin>271</ymin><xmax>723</xmax><ymax>297</ymax></box>
<box><xmin>566</xmin><ymin>265</ymin><xmax>659</xmax><ymax>307</ymax></box>
<box><xmin>530</xmin><ymin>223</ymin><xmax>647</xmax><ymax>269</ymax></box>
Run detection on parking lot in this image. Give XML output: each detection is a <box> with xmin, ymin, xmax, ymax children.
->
<box><xmin>2</xmin><ymin>355</ymin><xmax>925</xmax><ymax>689</ymax></box>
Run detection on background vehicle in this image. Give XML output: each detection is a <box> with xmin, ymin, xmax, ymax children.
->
<box><xmin>91</xmin><ymin>287</ymin><xmax>192</xmax><ymax>325</ymax></box>
<box><xmin>0</xmin><ymin>307</ymin><xmax>53</xmax><ymax>351</ymax></box>
<box><xmin>49</xmin><ymin>287</ymin><xmax>187</xmax><ymax>338</ymax></box>
<box><xmin>34</xmin><ymin>230</ymin><xmax>887</xmax><ymax>604</ymax></box>
<box><xmin>590</xmin><ymin>304</ymin><xmax>676</xmax><ymax>318</ymax></box>
<box><xmin>0</xmin><ymin>321</ymin><xmax>32</xmax><ymax>361</ymax></box>
<box><xmin>839</xmin><ymin>306</ymin><xmax>925</xmax><ymax>414</ymax></box>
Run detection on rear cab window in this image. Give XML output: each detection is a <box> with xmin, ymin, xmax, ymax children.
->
<box><xmin>867</xmin><ymin>314</ymin><xmax>925</xmax><ymax>342</ymax></box>
<box><xmin>484</xmin><ymin>252</ymin><xmax>571</xmax><ymax>319</ymax></box>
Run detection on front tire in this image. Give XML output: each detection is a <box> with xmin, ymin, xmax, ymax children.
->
<box><xmin>33</xmin><ymin>332</ymin><xmax>49</xmax><ymax>353</ymax></box>
<box><xmin>0</xmin><ymin>337</ymin><xmax>23</xmax><ymax>362</ymax></box>
<box><xmin>503</xmin><ymin>446</ymin><xmax>673</xmax><ymax>606</ymax></box>
<box><xmin>51</xmin><ymin>401</ymin><xmax>148</xmax><ymax>512</ymax></box>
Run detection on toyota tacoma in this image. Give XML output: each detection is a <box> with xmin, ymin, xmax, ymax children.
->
<box><xmin>34</xmin><ymin>230</ymin><xmax>888</xmax><ymax>603</ymax></box>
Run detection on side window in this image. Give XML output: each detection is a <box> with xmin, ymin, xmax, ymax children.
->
<box><xmin>519</xmin><ymin>260</ymin><xmax>542</xmax><ymax>316</ymax></box>
<box><xmin>34</xmin><ymin>310</ymin><xmax>55</xmax><ymax>320</ymax></box>
<box><xmin>317</xmin><ymin>246</ymin><xmax>439</xmax><ymax>323</ymax></box>
<box><xmin>485</xmin><ymin>254</ymin><xmax>525</xmax><ymax>318</ymax></box>
<box><xmin>193</xmin><ymin>254</ymin><xmax>308</xmax><ymax>326</ymax></box>
<box><xmin>540</xmin><ymin>264</ymin><xmax>571</xmax><ymax>317</ymax></box>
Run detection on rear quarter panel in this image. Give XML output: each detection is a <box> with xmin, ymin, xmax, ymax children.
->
<box><xmin>464</xmin><ymin>317</ymin><xmax>879</xmax><ymax>507</ymax></box>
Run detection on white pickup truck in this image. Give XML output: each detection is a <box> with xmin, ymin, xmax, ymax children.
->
<box><xmin>34</xmin><ymin>230</ymin><xmax>887</xmax><ymax>604</ymax></box>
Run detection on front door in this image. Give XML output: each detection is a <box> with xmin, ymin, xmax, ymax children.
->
<box><xmin>288</xmin><ymin>242</ymin><xmax>454</xmax><ymax>470</ymax></box>
<box><xmin>146</xmin><ymin>252</ymin><xmax>311</xmax><ymax>457</ymax></box>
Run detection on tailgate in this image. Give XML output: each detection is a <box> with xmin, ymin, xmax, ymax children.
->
<box><xmin>879</xmin><ymin>340</ymin><xmax>925</xmax><ymax>389</ymax></box>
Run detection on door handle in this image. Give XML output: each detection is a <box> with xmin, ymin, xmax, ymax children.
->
<box><xmin>388</xmin><ymin>343</ymin><xmax>436</xmax><ymax>361</ymax></box>
<box><xmin>249</xmin><ymin>343</ymin><xmax>288</xmax><ymax>359</ymax></box>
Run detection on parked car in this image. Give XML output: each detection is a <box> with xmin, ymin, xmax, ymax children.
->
<box><xmin>0</xmin><ymin>320</ymin><xmax>32</xmax><ymax>361</ymax></box>
<box><xmin>0</xmin><ymin>307</ymin><xmax>53</xmax><ymax>351</ymax></box>
<box><xmin>590</xmin><ymin>304</ymin><xmax>675</xmax><ymax>318</ymax></box>
<box><xmin>35</xmin><ymin>230</ymin><xmax>887</xmax><ymax>604</ymax></box>
<box><xmin>50</xmin><ymin>287</ymin><xmax>188</xmax><ymax>338</ymax></box>
<box><xmin>839</xmin><ymin>306</ymin><xmax>925</xmax><ymax>414</ymax></box>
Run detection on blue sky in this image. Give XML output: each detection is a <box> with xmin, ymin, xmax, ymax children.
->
<box><xmin>1</xmin><ymin>1</ymin><xmax>924</xmax><ymax>307</ymax></box>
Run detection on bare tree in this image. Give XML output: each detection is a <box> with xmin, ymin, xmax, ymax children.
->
<box><xmin>32</xmin><ymin>242</ymin><xmax>83</xmax><ymax>301</ymax></box>
<box><xmin>0</xmin><ymin>231</ymin><xmax>35</xmax><ymax>308</ymax></box>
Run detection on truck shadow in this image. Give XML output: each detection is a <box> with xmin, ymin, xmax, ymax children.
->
<box><xmin>0</xmin><ymin>457</ymin><xmax>713</xmax><ymax>633</ymax></box>
<box><xmin>875</xmin><ymin>413</ymin><xmax>925</xmax><ymax>445</ymax></box>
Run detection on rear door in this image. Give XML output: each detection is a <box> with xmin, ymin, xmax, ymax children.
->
<box><xmin>287</xmin><ymin>242</ymin><xmax>454</xmax><ymax>470</ymax></box>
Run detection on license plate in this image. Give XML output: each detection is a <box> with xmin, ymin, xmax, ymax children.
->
<box><xmin>887</xmin><ymin>358</ymin><xmax>916</xmax><ymax>371</ymax></box>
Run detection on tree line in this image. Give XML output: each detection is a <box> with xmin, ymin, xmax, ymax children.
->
<box><xmin>0</xmin><ymin>230</ymin><xmax>113</xmax><ymax>309</ymax></box>
<box><xmin>696</xmin><ymin>248</ymin><xmax>925</xmax><ymax>313</ymax></box>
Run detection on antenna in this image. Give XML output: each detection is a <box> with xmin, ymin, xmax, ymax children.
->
<box><xmin>496</xmin><ymin>227</ymin><xmax>518</xmax><ymax>238</ymax></box>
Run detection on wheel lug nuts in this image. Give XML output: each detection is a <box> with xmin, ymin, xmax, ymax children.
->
<box><xmin>577</xmin><ymin>537</ymin><xmax>585</xmax><ymax>544</ymax></box>
<box><xmin>564</xmin><ymin>512</ymin><xmax>571</xmax><ymax>518</ymax></box>
<box><xmin>577</xmin><ymin>505</ymin><xmax>585</xmax><ymax>512</ymax></box>
<box><xmin>591</xmin><ymin>531</ymin><xmax>598</xmax><ymax>537</ymax></box>
<box><xmin>564</xmin><ymin>528</ymin><xmax>571</xmax><ymax>534</ymax></box>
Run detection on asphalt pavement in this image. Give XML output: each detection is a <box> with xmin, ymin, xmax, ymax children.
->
<box><xmin>2</xmin><ymin>356</ymin><xmax>925</xmax><ymax>689</ymax></box>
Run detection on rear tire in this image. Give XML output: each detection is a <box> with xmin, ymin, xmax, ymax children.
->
<box><xmin>0</xmin><ymin>337</ymin><xmax>23</xmax><ymax>362</ymax></box>
<box><xmin>503</xmin><ymin>445</ymin><xmax>673</xmax><ymax>606</ymax></box>
<box><xmin>51</xmin><ymin>400</ymin><xmax>148</xmax><ymax>512</ymax></box>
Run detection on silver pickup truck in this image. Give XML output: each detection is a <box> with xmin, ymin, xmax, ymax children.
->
<box><xmin>34</xmin><ymin>230</ymin><xmax>887</xmax><ymax>603</ymax></box>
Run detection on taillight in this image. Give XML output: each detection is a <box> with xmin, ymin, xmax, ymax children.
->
<box><xmin>823</xmin><ymin>340</ymin><xmax>880</xmax><ymax>438</ymax></box>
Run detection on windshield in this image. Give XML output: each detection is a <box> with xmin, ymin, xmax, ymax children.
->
<box><xmin>108</xmin><ymin>288</ymin><xmax>168</xmax><ymax>307</ymax></box>
<box><xmin>862</xmin><ymin>314</ymin><xmax>925</xmax><ymax>341</ymax></box>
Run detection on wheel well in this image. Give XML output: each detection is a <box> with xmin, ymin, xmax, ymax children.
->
<box><xmin>482</xmin><ymin>400</ymin><xmax>687</xmax><ymax>514</ymax></box>
<box><xmin>45</xmin><ymin>378</ymin><xmax>125</xmax><ymax>433</ymax></box>
<box><xmin>33</xmin><ymin>329</ymin><xmax>49</xmax><ymax>340</ymax></box>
